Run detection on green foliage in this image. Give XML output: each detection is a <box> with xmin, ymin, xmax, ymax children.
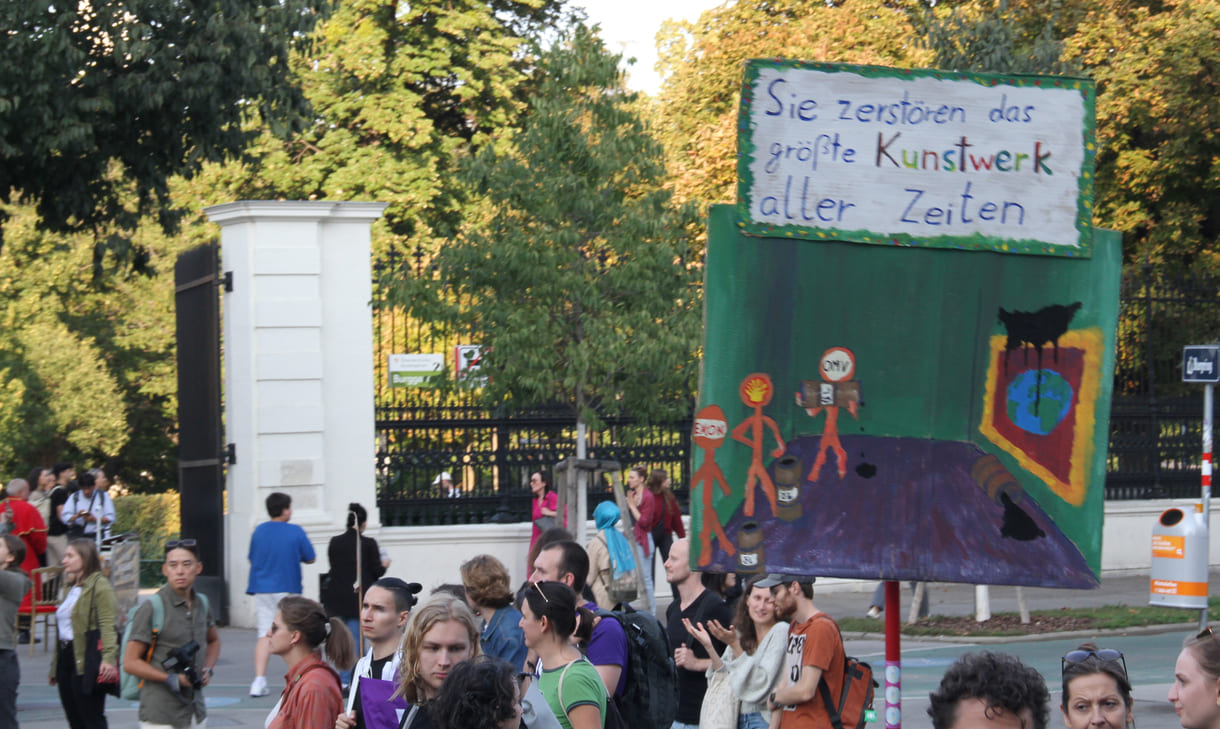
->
<box><xmin>113</xmin><ymin>491</ymin><xmax>181</xmax><ymax>561</ymax></box>
<box><xmin>0</xmin><ymin>199</ymin><xmax>192</xmax><ymax>488</ymax></box>
<box><xmin>1065</xmin><ymin>0</ymin><xmax>1220</xmax><ymax>269</ymax></box>
<box><xmin>0</xmin><ymin>0</ymin><xmax>326</xmax><ymax>244</ymax></box>
<box><xmin>211</xmin><ymin>0</ymin><xmax>570</xmax><ymax>255</ymax></box>
<box><xmin>407</xmin><ymin>24</ymin><xmax>703</xmax><ymax>432</ymax></box>
<box><xmin>916</xmin><ymin>0</ymin><xmax>1084</xmax><ymax>75</ymax></box>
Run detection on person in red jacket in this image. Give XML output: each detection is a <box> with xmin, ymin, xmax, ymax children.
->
<box><xmin>2</xmin><ymin>479</ymin><xmax>47</xmax><ymax>575</ymax></box>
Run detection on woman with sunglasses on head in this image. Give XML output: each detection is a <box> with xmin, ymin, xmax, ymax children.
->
<box><xmin>1061</xmin><ymin>642</ymin><xmax>1133</xmax><ymax>729</ymax></box>
<box><xmin>265</xmin><ymin>595</ymin><xmax>356</xmax><ymax>729</ymax></box>
<box><xmin>519</xmin><ymin>581</ymin><xmax>605</xmax><ymax>729</ymax></box>
<box><xmin>50</xmin><ymin>538</ymin><xmax>119</xmax><ymax>729</ymax></box>
<box><xmin>1172</xmin><ymin>627</ymin><xmax>1220</xmax><ymax>729</ymax></box>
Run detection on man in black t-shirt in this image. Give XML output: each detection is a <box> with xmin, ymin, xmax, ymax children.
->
<box><xmin>664</xmin><ymin>538</ymin><xmax>733</xmax><ymax>728</ymax></box>
<box><xmin>44</xmin><ymin>462</ymin><xmax>75</xmax><ymax>567</ymax></box>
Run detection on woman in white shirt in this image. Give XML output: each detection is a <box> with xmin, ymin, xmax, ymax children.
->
<box><xmin>686</xmin><ymin>576</ymin><xmax>788</xmax><ymax>729</ymax></box>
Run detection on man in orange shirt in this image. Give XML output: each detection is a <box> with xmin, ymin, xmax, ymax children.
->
<box><xmin>760</xmin><ymin>574</ymin><xmax>844</xmax><ymax>729</ymax></box>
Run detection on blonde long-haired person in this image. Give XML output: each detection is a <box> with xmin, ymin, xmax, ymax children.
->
<box><xmin>519</xmin><ymin>580</ymin><xmax>605</xmax><ymax>729</ymax></box>
<box><xmin>1172</xmin><ymin>627</ymin><xmax>1220</xmax><ymax>729</ymax></box>
<box><xmin>381</xmin><ymin>592</ymin><xmax>481</xmax><ymax>729</ymax></box>
<box><xmin>1060</xmin><ymin>642</ymin><xmax>1133</xmax><ymax>729</ymax></box>
<box><xmin>265</xmin><ymin>595</ymin><xmax>356</xmax><ymax>729</ymax></box>
<box><xmin>50</xmin><ymin>538</ymin><xmax>119</xmax><ymax>729</ymax></box>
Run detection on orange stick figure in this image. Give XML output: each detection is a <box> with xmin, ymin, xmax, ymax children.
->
<box><xmin>731</xmin><ymin>373</ymin><xmax>785</xmax><ymax>517</ymax></box>
<box><xmin>797</xmin><ymin>347</ymin><xmax>860</xmax><ymax>480</ymax></box>
<box><xmin>692</xmin><ymin>405</ymin><xmax>736</xmax><ymax>567</ymax></box>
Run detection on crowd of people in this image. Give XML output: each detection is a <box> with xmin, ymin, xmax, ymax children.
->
<box><xmin>8</xmin><ymin>465</ymin><xmax>1220</xmax><ymax>729</ymax></box>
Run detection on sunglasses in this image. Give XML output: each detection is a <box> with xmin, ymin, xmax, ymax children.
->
<box><xmin>165</xmin><ymin>538</ymin><xmax>197</xmax><ymax>550</ymax></box>
<box><xmin>1061</xmin><ymin>648</ymin><xmax>1127</xmax><ymax>678</ymax></box>
<box><xmin>1199</xmin><ymin>626</ymin><xmax>1216</xmax><ymax>641</ymax></box>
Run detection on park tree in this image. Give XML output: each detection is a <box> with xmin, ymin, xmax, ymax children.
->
<box><xmin>1064</xmin><ymin>0</ymin><xmax>1220</xmax><ymax>269</ymax></box>
<box><xmin>403</xmin><ymin>24</ymin><xmax>703</xmax><ymax>461</ymax></box>
<box><xmin>0</xmin><ymin>195</ymin><xmax>197</xmax><ymax>489</ymax></box>
<box><xmin>0</xmin><ymin>0</ymin><xmax>326</xmax><ymax>249</ymax></box>
<box><xmin>652</xmin><ymin>0</ymin><xmax>932</xmax><ymax>215</ymax></box>
<box><xmin>916</xmin><ymin>0</ymin><xmax>1085</xmax><ymax>76</ymax></box>
<box><xmin>212</xmin><ymin>0</ymin><xmax>570</xmax><ymax>254</ymax></box>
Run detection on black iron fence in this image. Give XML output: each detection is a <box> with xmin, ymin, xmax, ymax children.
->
<box><xmin>1105</xmin><ymin>265</ymin><xmax>1220</xmax><ymax>499</ymax></box>
<box><xmin>373</xmin><ymin>253</ymin><xmax>1220</xmax><ymax>525</ymax></box>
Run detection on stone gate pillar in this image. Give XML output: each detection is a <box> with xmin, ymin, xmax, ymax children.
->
<box><xmin>204</xmin><ymin>201</ymin><xmax>386</xmax><ymax>627</ymax></box>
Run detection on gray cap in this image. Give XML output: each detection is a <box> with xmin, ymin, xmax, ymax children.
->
<box><xmin>753</xmin><ymin>573</ymin><xmax>817</xmax><ymax>588</ymax></box>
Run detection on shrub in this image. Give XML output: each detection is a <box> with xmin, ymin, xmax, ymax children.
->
<box><xmin>113</xmin><ymin>491</ymin><xmax>180</xmax><ymax>562</ymax></box>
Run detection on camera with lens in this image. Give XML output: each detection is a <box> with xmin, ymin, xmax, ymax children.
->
<box><xmin>161</xmin><ymin>640</ymin><xmax>203</xmax><ymax>690</ymax></box>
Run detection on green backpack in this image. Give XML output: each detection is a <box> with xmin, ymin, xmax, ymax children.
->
<box><xmin>119</xmin><ymin>592</ymin><xmax>210</xmax><ymax>701</ymax></box>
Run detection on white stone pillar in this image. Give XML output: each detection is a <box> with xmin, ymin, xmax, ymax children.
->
<box><xmin>205</xmin><ymin>201</ymin><xmax>386</xmax><ymax>628</ymax></box>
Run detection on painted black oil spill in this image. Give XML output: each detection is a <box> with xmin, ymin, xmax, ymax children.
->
<box><xmin>999</xmin><ymin>492</ymin><xmax>1046</xmax><ymax>541</ymax></box>
<box><xmin>997</xmin><ymin>302</ymin><xmax>1081</xmax><ymax>404</ymax></box>
<box><xmin>855</xmin><ymin>462</ymin><xmax>877</xmax><ymax>479</ymax></box>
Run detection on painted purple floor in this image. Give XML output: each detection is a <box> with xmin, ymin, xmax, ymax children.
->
<box><xmin>704</xmin><ymin>434</ymin><xmax>1098</xmax><ymax>589</ymax></box>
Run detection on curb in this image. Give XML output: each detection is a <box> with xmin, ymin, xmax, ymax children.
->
<box><xmin>842</xmin><ymin>620</ymin><xmax>1202</xmax><ymax>644</ymax></box>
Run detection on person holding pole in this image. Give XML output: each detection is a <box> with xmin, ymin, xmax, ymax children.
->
<box><xmin>322</xmin><ymin>503</ymin><xmax>389</xmax><ymax>691</ymax></box>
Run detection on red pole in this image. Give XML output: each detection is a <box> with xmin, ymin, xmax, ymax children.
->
<box><xmin>885</xmin><ymin>580</ymin><xmax>900</xmax><ymax>728</ymax></box>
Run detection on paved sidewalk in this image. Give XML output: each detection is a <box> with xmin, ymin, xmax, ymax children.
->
<box><xmin>12</xmin><ymin>569</ymin><xmax>1210</xmax><ymax>728</ymax></box>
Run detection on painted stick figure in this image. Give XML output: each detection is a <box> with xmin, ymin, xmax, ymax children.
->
<box><xmin>731</xmin><ymin>373</ymin><xmax>785</xmax><ymax>517</ymax></box>
<box><xmin>692</xmin><ymin>404</ymin><xmax>736</xmax><ymax>567</ymax></box>
<box><xmin>796</xmin><ymin>347</ymin><xmax>860</xmax><ymax>481</ymax></box>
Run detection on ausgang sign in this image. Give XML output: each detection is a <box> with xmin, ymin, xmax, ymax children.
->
<box><xmin>737</xmin><ymin>61</ymin><xmax>1096</xmax><ymax>257</ymax></box>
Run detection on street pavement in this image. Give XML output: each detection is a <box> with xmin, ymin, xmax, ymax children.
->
<box><xmin>13</xmin><ymin>570</ymin><xmax>1206</xmax><ymax>728</ymax></box>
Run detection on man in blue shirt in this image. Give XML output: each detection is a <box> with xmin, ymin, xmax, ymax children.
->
<box><xmin>246</xmin><ymin>492</ymin><xmax>315</xmax><ymax>697</ymax></box>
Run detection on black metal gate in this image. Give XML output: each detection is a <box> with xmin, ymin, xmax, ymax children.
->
<box><xmin>174</xmin><ymin>243</ymin><xmax>228</xmax><ymax>622</ymax></box>
<box><xmin>373</xmin><ymin>250</ymin><xmax>1220</xmax><ymax>524</ymax></box>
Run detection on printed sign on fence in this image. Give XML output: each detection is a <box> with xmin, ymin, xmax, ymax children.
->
<box><xmin>737</xmin><ymin>61</ymin><xmax>1096</xmax><ymax>256</ymax></box>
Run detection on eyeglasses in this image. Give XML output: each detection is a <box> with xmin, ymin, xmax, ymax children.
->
<box><xmin>532</xmin><ymin>581</ymin><xmax>550</xmax><ymax>603</ymax></box>
<box><xmin>1061</xmin><ymin>648</ymin><xmax>1127</xmax><ymax>678</ymax></box>
<box><xmin>1198</xmin><ymin>626</ymin><xmax>1216</xmax><ymax>641</ymax></box>
<box><xmin>165</xmin><ymin>539</ymin><xmax>196</xmax><ymax>550</ymax></box>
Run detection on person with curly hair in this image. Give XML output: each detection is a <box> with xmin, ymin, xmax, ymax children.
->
<box><xmin>928</xmin><ymin>651</ymin><xmax>1050</xmax><ymax>729</ymax></box>
<box><xmin>431</xmin><ymin>657</ymin><xmax>523</xmax><ymax>729</ymax></box>
<box><xmin>462</xmin><ymin>555</ymin><xmax>527</xmax><ymax>669</ymax></box>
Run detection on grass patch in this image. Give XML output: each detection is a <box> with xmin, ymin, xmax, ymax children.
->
<box><xmin>838</xmin><ymin>597</ymin><xmax>1220</xmax><ymax>637</ymax></box>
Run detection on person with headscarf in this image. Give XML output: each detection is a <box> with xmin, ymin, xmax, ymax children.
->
<box><xmin>585</xmin><ymin>501</ymin><xmax>637</xmax><ymax>611</ymax></box>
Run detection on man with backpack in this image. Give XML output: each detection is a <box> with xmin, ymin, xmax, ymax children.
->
<box><xmin>530</xmin><ymin>540</ymin><xmax>628</xmax><ymax>696</ymax></box>
<box><xmin>760</xmin><ymin>573</ymin><xmax>845</xmax><ymax>729</ymax></box>
<box><xmin>122</xmin><ymin>539</ymin><xmax>220</xmax><ymax>728</ymax></box>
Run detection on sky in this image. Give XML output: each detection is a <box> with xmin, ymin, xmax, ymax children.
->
<box><xmin>573</xmin><ymin>0</ymin><xmax>722</xmax><ymax>95</ymax></box>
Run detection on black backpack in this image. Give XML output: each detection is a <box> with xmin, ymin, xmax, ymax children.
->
<box><xmin>594</xmin><ymin>608</ymin><xmax>677</xmax><ymax>729</ymax></box>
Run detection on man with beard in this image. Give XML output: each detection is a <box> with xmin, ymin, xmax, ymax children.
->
<box><xmin>757</xmin><ymin>573</ymin><xmax>844</xmax><ymax>729</ymax></box>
